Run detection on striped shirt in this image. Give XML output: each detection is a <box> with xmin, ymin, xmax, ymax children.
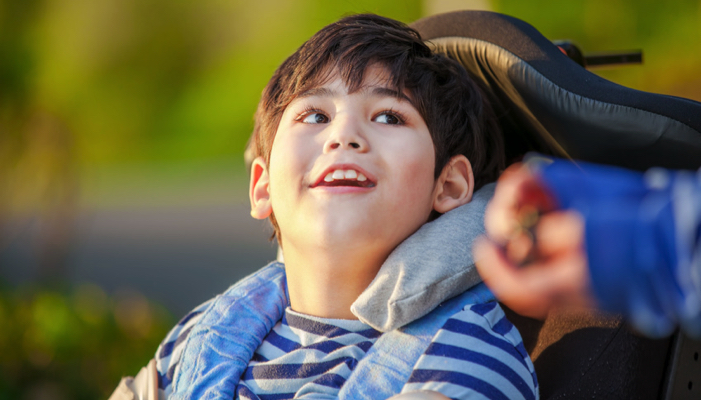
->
<box><xmin>237</xmin><ymin>308</ymin><xmax>382</xmax><ymax>399</ymax></box>
<box><xmin>155</xmin><ymin>301</ymin><xmax>537</xmax><ymax>399</ymax></box>
<box><xmin>402</xmin><ymin>301</ymin><xmax>538</xmax><ymax>399</ymax></box>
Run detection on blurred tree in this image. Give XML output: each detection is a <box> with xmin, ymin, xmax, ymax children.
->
<box><xmin>0</xmin><ymin>0</ymin><xmax>78</xmax><ymax>282</ymax></box>
<box><xmin>1</xmin><ymin>0</ymin><xmax>699</xmax><ymax>280</ymax></box>
<box><xmin>26</xmin><ymin>0</ymin><xmax>421</xmax><ymax>167</ymax></box>
<box><xmin>1</xmin><ymin>0</ymin><xmax>422</xmax><ymax>281</ymax></box>
<box><xmin>1</xmin><ymin>0</ymin><xmax>700</xmax><ymax>397</ymax></box>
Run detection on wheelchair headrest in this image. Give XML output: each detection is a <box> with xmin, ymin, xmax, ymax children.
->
<box><xmin>411</xmin><ymin>11</ymin><xmax>701</xmax><ymax>171</ymax></box>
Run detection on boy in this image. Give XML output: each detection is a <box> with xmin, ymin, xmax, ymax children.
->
<box><xmin>110</xmin><ymin>14</ymin><xmax>538</xmax><ymax>400</ymax></box>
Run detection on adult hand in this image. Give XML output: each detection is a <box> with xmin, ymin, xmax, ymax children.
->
<box><xmin>474</xmin><ymin>163</ymin><xmax>594</xmax><ymax>319</ymax></box>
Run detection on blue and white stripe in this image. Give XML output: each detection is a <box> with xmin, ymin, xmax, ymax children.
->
<box><xmin>403</xmin><ymin>301</ymin><xmax>538</xmax><ymax>400</ymax></box>
<box><xmin>155</xmin><ymin>300</ymin><xmax>537</xmax><ymax>400</ymax></box>
<box><xmin>237</xmin><ymin>308</ymin><xmax>381</xmax><ymax>400</ymax></box>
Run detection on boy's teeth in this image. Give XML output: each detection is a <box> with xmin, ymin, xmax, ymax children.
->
<box><xmin>320</xmin><ymin>169</ymin><xmax>370</xmax><ymax>184</ymax></box>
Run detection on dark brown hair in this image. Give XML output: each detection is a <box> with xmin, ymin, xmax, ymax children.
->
<box><xmin>248</xmin><ymin>13</ymin><xmax>504</xmax><ymax>241</ymax></box>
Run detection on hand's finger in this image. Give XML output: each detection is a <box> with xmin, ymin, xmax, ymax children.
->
<box><xmin>484</xmin><ymin>164</ymin><xmax>555</xmax><ymax>244</ymax></box>
<box><xmin>504</xmin><ymin>229</ymin><xmax>535</xmax><ymax>265</ymax></box>
<box><xmin>474</xmin><ymin>238</ymin><xmax>554</xmax><ymax>319</ymax></box>
<box><xmin>474</xmin><ymin>238</ymin><xmax>524</xmax><ymax>295</ymax></box>
<box><xmin>475</xmin><ymin>235</ymin><xmax>594</xmax><ymax>318</ymax></box>
<box><xmin>484</xmin><ymin>190</ymin><xmax>528</xmax><ymax>243</ymax></box>
<box><xmin>498</xmin><ymin>163</ymin><xmax>556</xmax><ymax>211</ymax></box>
<box><xmin>484</xmin><ymin>177</ymin><xmax>522</xmax><ymax>243</ymax></box>
<box><xmin>535</xmin><ymin>211</ymin><xmax>585</xmax><ymax>258</ymax></box>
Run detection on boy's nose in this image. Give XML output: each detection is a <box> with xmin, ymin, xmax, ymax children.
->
<box><xmin>323</xmin><ymin>119</ymin><xmax>369</xmax><ymax>153</ymax></box>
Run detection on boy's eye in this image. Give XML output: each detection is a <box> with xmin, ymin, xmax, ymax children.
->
<box><xmin>374</xmin><ymin>112</ymin><xmax>403</xmax><ymax>125</ymax></box>
<box><xmin>301</xmin><ymin>112</ymin><xmax>329</xmax><ymax>124</ymax></box>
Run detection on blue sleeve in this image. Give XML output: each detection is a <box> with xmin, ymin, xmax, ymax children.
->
<box><xmin>534</xmin><ymin>157</ymin><xmax>701</xmax><ymax>338</ymax></box>
<box><xmin>154</xmin><ymin>299</ymin><xmax>211</xmax><ymax>396</ymax></box>
<box><xmin>402</xmin><ymin>302</ymin><xmax>539</xmax><ymax>400</ymax></box>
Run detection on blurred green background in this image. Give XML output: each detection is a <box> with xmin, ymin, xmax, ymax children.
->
<box><xmin>1</xmin><ymin>0</ymin><xmax>700</xmax><ymax>398</ymax></box>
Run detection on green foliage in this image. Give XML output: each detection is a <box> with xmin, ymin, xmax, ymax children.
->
<box><xmin>0</xmin><ymin>0</ymin><xmax>424</xmax><ymax>215</ymax></box>
<box><xmin>0</xmin><ymin>283</ymin><xmax>173</xmax><ymax>400</ymax></box>
<box><xmin>3</xmin><ymin>0</ymin><xmax>699</xmax><ymax>212</ymax></box>
<box><xmin>1</xmin><ymin>1</ymin><xmax>700</xmax><ymax>396</ymax></box>
<box><xmin>1</xmin><ymin>0</ymin><xmax>422</xmax><ymax>168</ymax></box>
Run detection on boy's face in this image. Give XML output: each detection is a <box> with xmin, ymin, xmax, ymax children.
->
<box><xmin>251</xmin><ymin>66</ymin><xmax>439</xmax><ymax>258</ymax></box>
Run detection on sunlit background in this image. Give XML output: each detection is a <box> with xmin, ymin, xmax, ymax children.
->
<box><xmin>1</xmin><ymin>0</ymin><xmax>700</xmax><ymax>398</ymax></box>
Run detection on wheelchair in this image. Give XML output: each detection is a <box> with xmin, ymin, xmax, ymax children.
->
<box><xmin>409</xmin><ymin>10</ymin><xmax>701</xmax><ymax>400</ymax></box>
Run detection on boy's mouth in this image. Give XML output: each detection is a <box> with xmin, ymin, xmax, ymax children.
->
<box><xmin>311</xmin><ymin>167</ymin><xmax>376</xmax><ymax>188</ymax></box>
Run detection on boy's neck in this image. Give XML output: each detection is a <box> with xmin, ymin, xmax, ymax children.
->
<box><xmin>281</xmin><ymin>242</ymin><xmax>388</xmax><ymax>320</ymax></box>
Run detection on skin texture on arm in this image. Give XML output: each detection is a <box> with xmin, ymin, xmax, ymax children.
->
<box><xmin>474</xmin><ymin>163</ymin><xmax>595</xmax><ymax>320</ymax></box>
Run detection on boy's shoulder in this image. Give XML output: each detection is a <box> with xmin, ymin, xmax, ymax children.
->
<box><xmin>404</xmin><ymin>300</ymin><xmax>539</xmax><ymax>399</ymax></box>
<box><xmin>446</xmin><ymin>300</ymin><xmax>533</xmax><ymax>364</ymax></box>
<box><xmin>155</xmin><ymin>298</ymin><xmax>212</xmax><ymax>394</ymax></box>
<box><xmin>335</xmin><ymin>290</ymin><xmax>538</xmax><ymax>399</ymax></box>
<box><xmin>154</xmin><ymin>261</ymin><xmax>288</xmax><ymax>395</ymax></box>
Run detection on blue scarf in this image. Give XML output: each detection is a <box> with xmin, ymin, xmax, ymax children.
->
<box><xmin>168</xmin><ymin>262</ymin><xmax>494</xmax><ymax>400</ymax></box>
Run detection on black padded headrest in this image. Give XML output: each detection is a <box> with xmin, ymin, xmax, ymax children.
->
<box><xmin>411</xmin><ymin>11</ymin><xmax>701</xmax><ymax>171</ymax></box>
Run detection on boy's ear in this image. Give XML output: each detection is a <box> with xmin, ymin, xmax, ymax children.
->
<box><xmin>433</xmin><ymin>155</ymin><xmax>474</xmax><ymax>214</ymax></box>
<box><xmin>249</xmin><ymin>157</ymin><xmax>273</xmax><ymax>220</ymax></box>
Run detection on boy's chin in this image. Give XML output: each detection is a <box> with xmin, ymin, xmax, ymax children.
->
<box><xmin>314</xmin><ymin>221</ymin><xmax>407</xmax><ymax>254</ymax></box>
<box><xmin>280</xmin><ymin>208</ymin><xmax>423</xmax><ymax>256</ymax></box>
<box><xmin>319</xmin><ymin>222</ymin><xmax>378</xmax><ymax>245</ymax></box>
